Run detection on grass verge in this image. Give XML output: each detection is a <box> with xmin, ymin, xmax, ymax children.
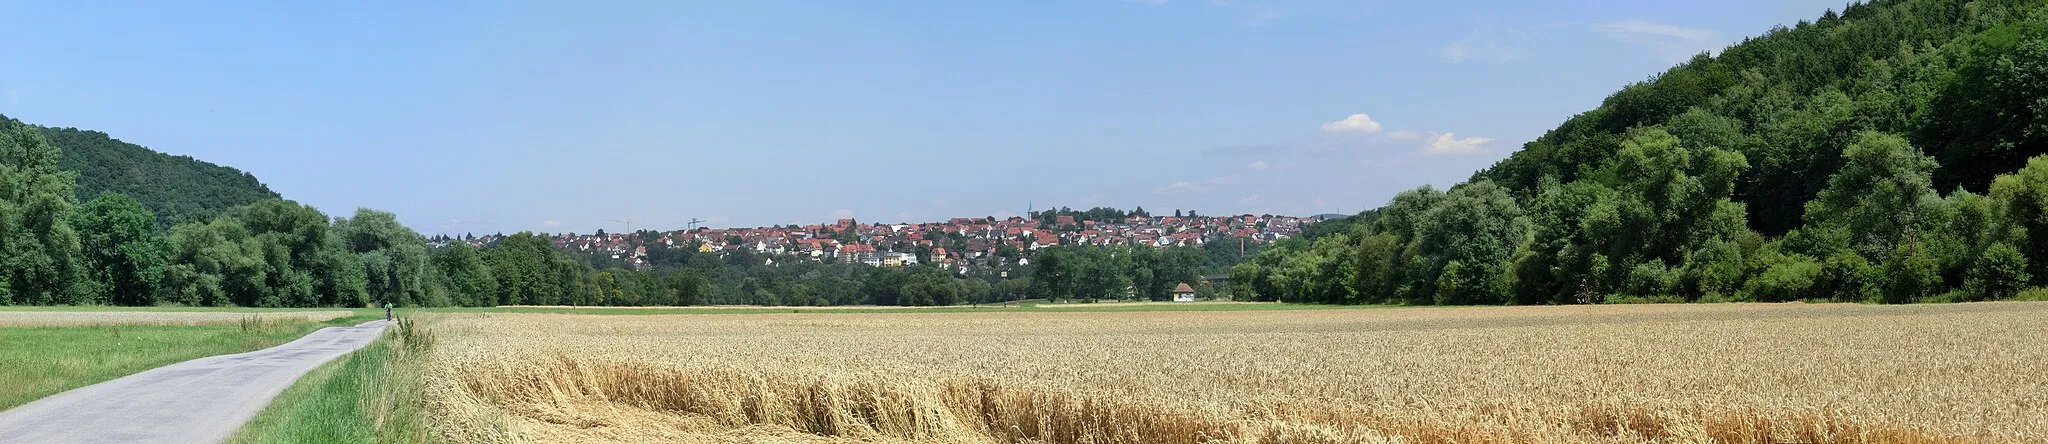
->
<box><xmin>228</xmin><ymin>317</ymin><xmax>435</xmax><ymax>444</ymax></box>
<box><xmin>0</xmin><ymin>314</ymin><xmax>378</xmax><ymax>411</ymax></box>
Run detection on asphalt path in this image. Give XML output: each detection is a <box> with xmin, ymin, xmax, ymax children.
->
<box><xmin>0</xmin><ymin>319</ymin><xmax>390</xmax><ymax>444</ymax></box>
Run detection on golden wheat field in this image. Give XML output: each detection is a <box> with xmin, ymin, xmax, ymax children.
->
<box><xmin>416</xmin><ymin>303</ymin><xmax>2048</xmax><ymax>443</ymax></box>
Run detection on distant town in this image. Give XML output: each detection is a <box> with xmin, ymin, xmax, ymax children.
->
<box><xmin>433</xmin><ymin>209</ymin><xmax>1327</xmax><ymax>272</ymax></box>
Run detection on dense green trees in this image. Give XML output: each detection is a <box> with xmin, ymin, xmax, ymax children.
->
<box><xmin>72</xmin><ymin>193</ymin><xmax>170</xmax><ymax>306</ymax></box>
<box><xmin>1237</xmin><ymin>0</ymin><xmax>2048</xmax><ymax>305</ymax></box>
<box><xmin>1020</xmin><ymin>245</ymin><xmax>1209</xmax><ymax>302</ymax></box>
<box><xmin>0</xmin><ymin>122</ymin><xmax>84</xmax><ymax>305</ymax></box>
<box><xmin>431</xmin><ymin>243</ymin><xmax>496</xmax><ymax>307</ymax></box>
<box><xmin>0</xmin><ymin>113</ymin><xmax>280</xmax><ymax>225</ymax></box>
<box><xmin>0</xmin><ymin>116</ymin><xmax>485</xmax><ymax>308</ymax></box>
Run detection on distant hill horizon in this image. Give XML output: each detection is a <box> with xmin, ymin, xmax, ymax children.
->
<box><xmin>0</xmin><ymin>113</ymin><xmax>279</xmax><ymax>224</ymax></box>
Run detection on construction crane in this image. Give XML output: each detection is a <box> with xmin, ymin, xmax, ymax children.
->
<box><xmin>685</xmin><ymin>218</ymin><xmax>707</xmax><ymax>231</ymax></box>
<box><xmin>607</xmin><ymin>219</ymin><xmax>634</xmax><ymax>235</ymax></box>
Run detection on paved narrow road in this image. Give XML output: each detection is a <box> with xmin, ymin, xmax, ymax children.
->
<box><xmin>0</xmin><ymin>320</ymin><xmax>390</xmax><ymax>444</ymax></box>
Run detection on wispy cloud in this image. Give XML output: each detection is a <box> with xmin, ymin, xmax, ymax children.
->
<box><xmin>828</xmin><ymin>209</ymin><xmax>855</xmax><ymax>220</ymax></box>
<box><xmin>1424</xmin><ymin>132</ymin><xmax>1493</xmax><ymax>155</ymax></box>
<box><xmin>1156</xmin><ymin>180</ymin><xmax>1216</xmax><ymax>194</ymax></box>
<box><xmin>1246</xmin><ymin>160</ymin><xmax>1271</xmax><ymax>171</ymax></box>
<box><xmin>1442</xmin><ymin>26</ymin><xmax>1527</xmax><ymax>64</ymax></box>
<box><xmin>1320</xmin><ymin>113</ymin><xmax>1383</xmax><ymax>133</ymax></box>
<box><xmin>542</xmin><ymin>219</ymin><xmax>561</xmax><ymax>228</ymax></box>
<box><xmin>1595</xmin><ymin>19</ymin><xmax>1721</xmax><ymax>62</ymax></box>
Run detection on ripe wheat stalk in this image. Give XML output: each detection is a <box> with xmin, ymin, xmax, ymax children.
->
<box><xmin>413</xmin><ymin>303</ymin><xmax>2048</xmax><ymax>443</ymax></box>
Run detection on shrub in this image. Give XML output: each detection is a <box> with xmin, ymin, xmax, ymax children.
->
<box><xmin>1966</xmin><ymin>243</ymin><xmax>2030</xmax><ymax>300</ymax></box>
<box><xmin>1743</xmin><ymin>258</ymin><xmax>1822</xmax><ymax>302</ymax></box>
<box><xmin>1882</xmin><ymin>241</ymin><xmax>1940</xmax><ymax>304</ymax></box>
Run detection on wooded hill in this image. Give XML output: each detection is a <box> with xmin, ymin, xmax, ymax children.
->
<box><xmin>1232</xmin><ymin>0</ymin><xmax>2048</xmax><ymax>305</ymax></box>
<box><xmin>0</xmin><ymin>113</ymin><xmax>279</xmax><ymax>224</ymax></box>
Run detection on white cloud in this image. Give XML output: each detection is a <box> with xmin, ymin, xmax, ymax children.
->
<box><xmin>828</xmin><ymin>209</ymin><xmax>855</xmax><ymax>220</ymax></box>
<box><xmin>1425</xmin><ymin>132</ymin><xmax>1493</xmax><ymax>155</ymax></box>
<box><xmin>1320</xmin><ymin>114</ymin><xmax>1383</xmax><ymax>133</ymax></box>
<box><xmin>1442</xmin><ymin>27</ymin><xmax>1526</xmax><ymax>64</ymax></box>
<box><xmin>1246</xmin><ymin>160</ymin><xmax>1270</xmax><ymax>171</ymax></box>
<box><xmin>541</xmin><ymin>219</ymin><xmax>561</xmax><ymax>228</ymax></box>
<box><xmin>1239</xmin><ymin>194</ymin><xmax>1263</xmax><ymax>204</ymax></box>
<box><xmin>1595</xmin><ymin>20</ymin><xmax>1721</xmax><ymax>62</ymax></box>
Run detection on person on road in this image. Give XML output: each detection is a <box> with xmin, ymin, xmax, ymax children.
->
<box><xmin>383</xmin><ymin>302</ymin><xmax>393</xmax><ymax>322</ymax></box>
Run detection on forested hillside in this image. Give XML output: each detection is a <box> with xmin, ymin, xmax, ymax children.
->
<box><xmin>1233</xmin><ymin>0</ymin><xmax>2048</xmax><ymax>305</ymax></box>
<box><xmin>0</xmin><ymin>113</ymin><xmax>278</xmax><ymax>224</ymax></box>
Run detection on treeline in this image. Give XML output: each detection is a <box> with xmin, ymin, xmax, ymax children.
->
<box><xmin>1</xmin><ymin>118</ymin><xmax>447</xmax><ymax>306</ymax></box>
<box><xmin>4</xmin><ymin>115</ymin><xmax>1222</xmax><ymax>307</ymax></box>
<box><xmin>1025</xmin><ymin>245</ymin><xmax>1212</xmax><ymax>302</ymax></box>
<box><xmin>480</xmin><ymin>236</ymin><xmax>1215</xmax><ymax>307</ymax></box>
<box><xmin>1235</xmin><ymin>0</ymin><xmax>2048</xmax><ymax>305</ymax></box>
<box><xmin>1029</xmin><ymin>206</ymin><xmax>1150</xmax><ymax>224</ymax></box>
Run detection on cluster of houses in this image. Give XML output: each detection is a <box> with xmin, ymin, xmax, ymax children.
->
<box><xmin>443</xmin><ymin>214</ymin><xmax>1320</xmax><ymax>271</ymax></box>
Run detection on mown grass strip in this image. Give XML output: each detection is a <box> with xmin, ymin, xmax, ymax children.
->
<box><xmin>229</xmin><ymin>318</ymin><xmax>434</xmax><ymax>444</ymax></box>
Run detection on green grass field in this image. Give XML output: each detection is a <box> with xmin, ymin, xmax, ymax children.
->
<box><xmin>0</xmin><ymin>305</ymin><xmax>383</xmax><ymax>314</ymax></box>
<box><xmin>0</xmin><ymin>314</ymin><xmax>378</xmax><ymax>411</ymax></box>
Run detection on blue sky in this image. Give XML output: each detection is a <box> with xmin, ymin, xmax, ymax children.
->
<box><xmin>0</xmin><ymin>0</ymin><xmax>1847</xmax><ymax>235</ymax></box>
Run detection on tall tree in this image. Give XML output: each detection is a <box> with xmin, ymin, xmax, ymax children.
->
<box><xmin>0</xmin><ymin>122</ymin><xmax>83</xmax><ymax>305</ymax></box>
<box><xmin>335</xmin><ymin>208</ymin><xmax>439</xmax><ymax>306</ymax></box>
<box><xmin>432</xmin><ymin>242</ymin><xmax>497</xmax><ymax>307</ymax></box>
<box><xmin>71</xmin><ymin>193</ymin><xmax>169</xmax><ymax>305</ymax></box>
<box><xmin>1803</xmin><ymin>132</ymin><xmax>1944</xmax><ymax>260</ymax></box>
